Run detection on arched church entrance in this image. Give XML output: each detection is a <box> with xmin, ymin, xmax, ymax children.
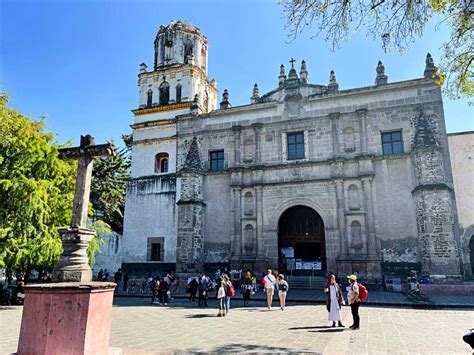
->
<box><xmin>278</xmin><ymin>205</ymin><xmax>325</xmax><ymax>275</ymax></box>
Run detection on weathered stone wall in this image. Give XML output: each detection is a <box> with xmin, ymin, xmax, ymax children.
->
<box><xmin>413</xmin><ymin>187</ymin><xmax>460</xmax><ymax>277</ymax></box>
<box><xmin>122</xmin><ymin>175</ymin><xmax>177</xmax><ymax>263</ymax></box>
<box><xmin>202</xmin><ymin>174</ymin><xmax>232</xmax><ymax>262</ymax></box>
<box><xmin>92</xmin><ymin>232</ymin><xmax>122</xmax><ymax>275</ymax></box>
<box><xmin>447</xmin><ymin>132</ymin><xmax>474</xmax><ymax>280</ymax></box>
<box><xmin>448</xmin><ymin>132</ymin><xmax>474</xmax><ymax>230</ymax></box>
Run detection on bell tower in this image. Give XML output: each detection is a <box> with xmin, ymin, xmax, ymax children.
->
<box><xmin>122</xmin><ymin>21</ymin><xmax>217</xmax><ymax>268</ymax></box>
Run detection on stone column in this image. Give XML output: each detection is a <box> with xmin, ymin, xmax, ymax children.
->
<box><xmin>330</xmin><ymin>112</ymin><xmax>340</xmax><ymax>157</ymax></box>
<box><xmin>252</xmin><ymin>123</ymin><xmax>263</xmax><ymax>165</ymax></box>
<box><xmin>334</xmin><ymin>179</ymin><xmax>347</xmax><ymax>256</ymax></box>
<box><xmin>256</xmin><ymin>186</ymin><xmax>265</xmax><ymax>257</ymax></box>
<box><xmin>233</xmin><ymin>187</ymin><xmax>242</xmax><ymax>257</ymax></box>
<box><xmin>232</xmin><ymin>125</ymin><xmax>242</xmax><ymax>166</ymax></box>
<box><xmin>361</xmin><ymin>177</ymin><xmax>377</xmax><ymax>256</ymax></box>
<box><xmin>357</xmin><ymin>109</ymin><xmax>368</xmax><ymax>154</ymax></box>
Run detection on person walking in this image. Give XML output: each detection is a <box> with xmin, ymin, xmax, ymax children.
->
<box><xmin>187</xmin><ymin>276</ymin><xmax>199</xmax><ymax>303</ymax></box>
<box><xmin>277</xmin><ymin>274</ymin><xmax>289</xmax><ymax>311</ymax></box>
<box><xmin>198</xmin><ymin>274</ymin><xmax>210</xmax><ymax>307</ymax></box>
<box><xmin>324</xmin><ymin>274</ymin><xmax>345</xmax><ymax>327</ymax></box>
<box><xmin>263</xmin><ymin>269</ymin><xmax>277</xmax><ymax>310</ymax></box>
<box><xmin>114</xmin><ymin>268</ymin><xmax>122</xmax><ymax>290</ymax></box>
<box><xmin>122</xmin><ymin>271</ymin><xmax>129</xmax><ymax>292</ymax></box>
<box><xmin>158</xmin><ymin>276</ymin><xmax>169</xmax><ymax>305</ymax></box>
<box><xmin>150</xmin><ymin>277</ymin><xmax>160</xmax><ymax>304</ymax></box>
<box><xmin>347</xmin><ymin>274</ymin><xmax>360</xmax><ymax>330</ymax></box>
<box><xmin>223</xmin><ymin>274</ymin><xmax>234</xmax><ymax>315</ymax></box>
<box><xmin>217</xmin><ymin>280</ymin><xmax>226</xmax><ymax>317</ymax></box>
<box><xmin>97</xmin><ymin>269</ymin><xmax>103</xmax><ymax>282</ymax></box>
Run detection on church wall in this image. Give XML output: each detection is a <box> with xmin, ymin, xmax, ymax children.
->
<box><xmin>373</xmin><ymin>157</ymin><xmax>419</xmax><ymax>263</ymax></box>
<box><xmin>447</xmin><ymin>132</ymin><xmax>474</xmax><ymax>231</ymax></box>
<box><xmin>122</xmin><ymin>175</ymin><xmax>177</xmax><ymax>263</ymax></box>
<box><xmin>92</xmin><ymin>232</ymin><xmax>122</xmax><ymax>275</ymax></box>
<box><xmin>202</xmin><ymin>174</ymin><xmax>232</xmax><ymax>262</ymax></box>
<box><xmin>130</xmin><ymin>139</ymin><xmax>176</xmax><ymax>178</ymax></box>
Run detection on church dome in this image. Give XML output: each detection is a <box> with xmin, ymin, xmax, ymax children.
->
<box><xmin>154</xmin><ymin>20</ymin><xmax>208</xmax><ymax>70</ymax></box>
<box><xmin>157</xmin><ymin>20</ymin><xmax>204</xmax><ymax>37</ymax></box>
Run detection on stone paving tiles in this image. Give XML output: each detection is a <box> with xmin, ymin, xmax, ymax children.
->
<box><xmin>1</xmin><ymin>297</ymin><xmax>473</xmax><ymax>354</ymax></box>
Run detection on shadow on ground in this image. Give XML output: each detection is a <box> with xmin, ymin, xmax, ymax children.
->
<box><xmin>178</xmin><ymin>343</ymin><xmax>320</xmax><ymax>354</ymax></box>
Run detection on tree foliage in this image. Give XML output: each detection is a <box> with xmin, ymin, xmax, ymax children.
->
<box><xmin>282</xmin><ymin>0</ymin><xmax>473</xmax><ymax>99</ymax></box>
<box><xmin>90</xmin><ymin>134</ymin><xmax>131</xmax><ymax>234</ymax></box>
<box><xmin>0</xmin><ymin>95</ymin><xmax>110</xmax><ymax>274</ymax></box>
<box><xmin>0</xmin><ymin>94</ymin><xmax>75</xmax><ymax>273</ymax></box>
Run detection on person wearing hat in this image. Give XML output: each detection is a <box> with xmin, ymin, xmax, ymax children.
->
<box><xmin>347</xmin><ymin>274</ymin><xmax>360</xmax><ymax>330</ymax></box>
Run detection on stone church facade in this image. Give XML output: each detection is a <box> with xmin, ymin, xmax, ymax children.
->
<box><xmin>122</xmin><ymin>20</ymin><xmax>465</xmax><ymax>283</ymax></box>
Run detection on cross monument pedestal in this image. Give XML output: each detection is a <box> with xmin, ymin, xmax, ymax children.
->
<box><xmin>17</xmin><ymin>135</ymin><xmax>119</xmax><ymax>355</ymax></box>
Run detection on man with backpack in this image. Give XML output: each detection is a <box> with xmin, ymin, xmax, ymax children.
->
<box><xmin>347</xmin><ymin>274</ymin><xmax>368</xmax><ymax>330</ymax></box>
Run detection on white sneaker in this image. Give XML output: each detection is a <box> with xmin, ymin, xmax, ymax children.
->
<box><xmin>164</xmin><ymin>303</ymin><xmax>168</xmax><ymax>306</ymax></box>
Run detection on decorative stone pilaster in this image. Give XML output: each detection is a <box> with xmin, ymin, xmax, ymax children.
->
<box><xmin>356</xmin><ymin>109</ymin><xmax>368</xmax><ymax>154</ymax></box>
<box><xmin>232</xmin><ymin>125</ymin><xmax>242</xmax><ymax>166</ymax></box>
<box><xmin>361</xmin><ymin>177</ymin><xmax>377</xmax><ymax>257</ymax></box>
<box><xmin>252</xmin><ymin>123</ymin><xmax>263</xmax><ymax>165</ymax></box>
<box><xmin>231</xmin><ymin>187</ymin><xmax>242</xmax><ymax>258</ymax></box>
<box><xmin>255</xmin><ymin>186</ymin><xmax>265</xmax><ymax>258</ymax></box>
<box><xmin>329</xmin><ymin>112</ymin><xmax>341</xmax><ymax>157</ymax></box>
<box><xmin>334</xmin><ymin>179</ymin><xmax>347</xmax><ymax>257</ymax></box>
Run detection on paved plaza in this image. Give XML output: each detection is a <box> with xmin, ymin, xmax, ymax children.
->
<box><xmin>1</xmin><ymin>297</ymin><xmax>473</xmax><ymax>354</ymax></box>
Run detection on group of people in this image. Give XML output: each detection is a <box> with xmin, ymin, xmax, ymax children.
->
<box><xmin>324</xmin><ymin>273</ymin><xmax>362</xmax><ymax>330</ymax></box>
<box><xmin>149</xmin><ymin>272</ymin><xmax>178</xmax><ymax>305</ymax></box>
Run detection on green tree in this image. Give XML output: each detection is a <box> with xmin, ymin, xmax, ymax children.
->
<box><xmin>0</xmin><ymin>95</ymin><xmax>108</xmax><ymax>276</ymax></box>
<box><xmin>281</xmin><ymin>0</ymin><xmax>473</xmax><ymax>99</ymax></box>
<box><xmin>0</xmin><ymin>95</ymin><xmax>75</xmax><ymax>275</ymax></box>
<box><xmin>90</xmin><ymin>134</ymin><xmax>131</xmax><ymax>234</ymax></box>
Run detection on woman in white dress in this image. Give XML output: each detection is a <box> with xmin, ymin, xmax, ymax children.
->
<box><xmin>324</xmin><ymin>274</ymin><xmax>345</xmax><ymax>327</ymax></box>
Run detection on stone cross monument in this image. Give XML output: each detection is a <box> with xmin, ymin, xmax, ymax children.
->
<box><xmin>52</xmin><ymin>134</ymin><xmax>115</xmax><ymax>283</ymax></box>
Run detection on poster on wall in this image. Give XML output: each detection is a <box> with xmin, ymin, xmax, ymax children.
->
<box><xmin>281</xmin><ymin>247</ymin><xmax>294</xmax><ymax>258</ymax></box>
<box><xmin>295</xmin><ymin>260</ymin><xmax>322</xmax><ymax>270</ymax></box>
<box><xmin>286</xmin><ymin>258</ymin><xmax>295</xmax><ymax>270</ymax></box>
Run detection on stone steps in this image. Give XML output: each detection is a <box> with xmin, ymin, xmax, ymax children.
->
<box><xmin>285</xmin><ymin>276</ymin><xmax>326</xmax><ymax>289</ymax></box>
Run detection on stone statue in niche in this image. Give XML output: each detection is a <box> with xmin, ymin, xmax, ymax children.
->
<box><xmin>348</xmin><ymin>185</ymin><xmax>360</xmax><ymax>210</ymax></box>
<box><xmin>350</xmin><ymin>221</ymin><xmax>363</xmax><ymax>249</ymax></box>
<box><xmin>343</xmin><ymin>127</ymin><xmax>356</xmax><ymax>152</ymax></box>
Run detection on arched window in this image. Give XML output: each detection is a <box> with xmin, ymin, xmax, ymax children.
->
<box><xmin>348</xmin><ymin>185</ymin><xmax>360</xmax><ymax>210</ymax></box>
<box><xmin>160</xmin><ymin>158</ymin><xmax>168</xmax><ymax>173</ymax></box>
<box><xmin>176</xmin><ymin>84</ymin><xmax>182</xmax><ymax>103</ymax></box>
<box><xmin>244</xmin><ymin>192</ymin><xmax>254</xmax><ymax>216</ymax></box>
<box><xmin>155</xmin><ymin>152</ymin><xmax>169</xmax><ymax>173</ymax></box>
<box><xmin>159</xmin><ymin>81</ymin><xmax>170</xmax><ymax>105</ymax></box>
<box><xmin>147</xmin><ymin>89</ymin><xmax>153</xmax><ymax>108</ymax></box>
<box><xmin>350</xmin><ymin>221</ymin><xmax>363</xmax><ymax>249</ymax></box>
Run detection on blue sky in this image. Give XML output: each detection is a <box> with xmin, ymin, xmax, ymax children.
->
<box><xmin>1</xmin><ymin>0</ymin><xmax>472</xmax><ymax>147</ymax></box>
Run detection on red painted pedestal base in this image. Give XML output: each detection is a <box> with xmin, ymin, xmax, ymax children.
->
<box><xmin>17</xmin><ymin>282</ymin><xmax>115</xmax><ymax>355</ymax></box>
